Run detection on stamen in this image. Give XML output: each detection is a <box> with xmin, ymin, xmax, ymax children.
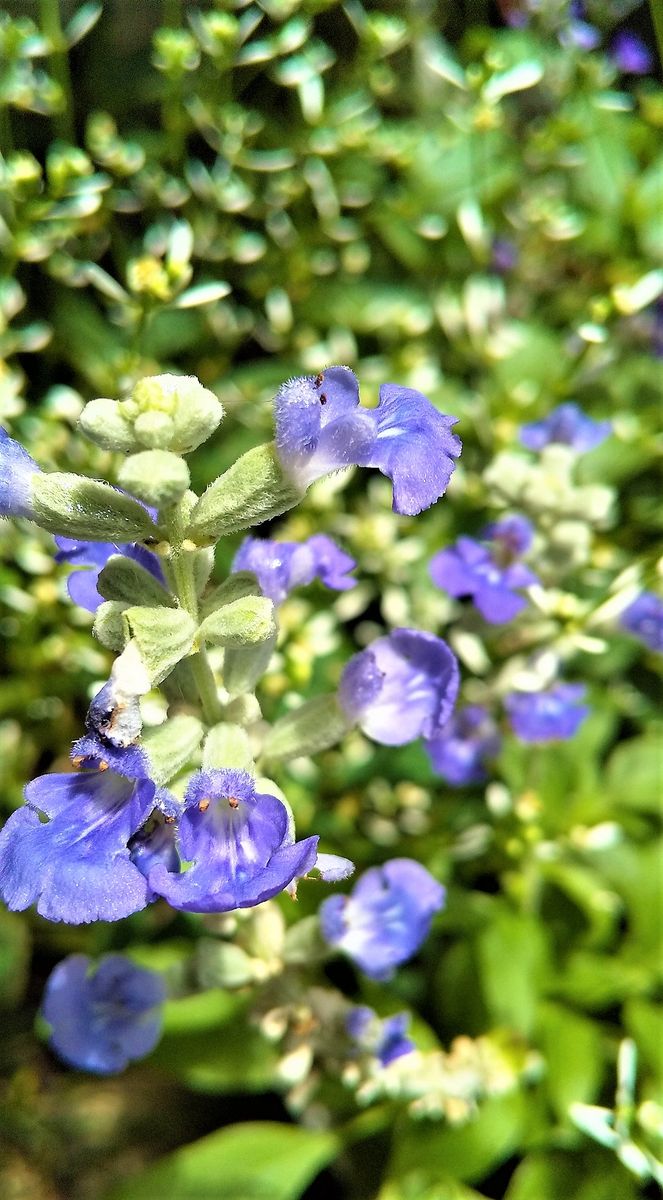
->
<box><xmin>71</xmin><ymin>755</ymin><xmax>84</xmax><ymax>768</ymax></box>
<box><xmin>314</xmin><ymin>373</ymin><xmax>324</xmax><ymax>387</ymax></box>
<box><xmin>98</xmin><ymin>761</ymin><xmax>109</xmax><ymax>772</ymax></box>
<box><xmin>319</xmin><ymin>393</ymin><xmax>327</xmax><ymax>405</ymax></box>
<box><xmin>199</xmin><ymin>798</ymin><xmax>211</xmax><ymax>812</ymax></box>
<box><xmin>227</xmin><ymin>796</ymin><xmax>239</xmax><ymax>809</ymax></box>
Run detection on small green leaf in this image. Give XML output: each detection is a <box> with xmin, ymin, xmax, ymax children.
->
<box><xmin>97</xmin><ymin>554</ymin><xmax>174</xmax><ymax>608</ymax></box>
<box><xmin>123</xmin><ymin>606</ymin><xmax>196</xmax><ymax>684</ymax></box>
<box><xmin>264</xmin><ymin>694</ymin><xmax>352</xmax><ymax>762</ymax></box>
<box><xmin>65</xmin><ymin>2</ymin><xmax>103</xmax><ymax>47</ymax></box>
<box><xmin>173</xmin><ymin>281</ymin><xmax>231</xmax><ymax>308</ymax></box>
<box><xmin>143</xmin><ymin>715</ymin><xmax>204</xmax><ymax>785</ymax></box>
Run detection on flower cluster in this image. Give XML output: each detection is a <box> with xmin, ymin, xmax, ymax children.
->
<box><xmin>0</xmin><ymin>364</ymin><xmax>616</xmax><ymax>1082</ymax></box>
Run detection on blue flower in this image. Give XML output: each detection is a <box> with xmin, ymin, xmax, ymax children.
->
<box><xmin>620</xmin><ymin>592</ymin><xmax>663</xmax><ymax>653</ymax></box>
<box><xmin>430</xmin><ymin>522</ymin><xmax>538</xmax><ymax>624</ymax></box>
<box><xmin>55</xmin><ymin>537</ymin><xmax>165</xmax><ymax>613</ymax></box>
<box><xmin>611</xmin><ymin>32</ymin><xmax>652</xmax><ymax>75</ymax></box>
<box><xmin>147</xmin><ymin>768</ymin><xmax>319</xmax><ymax>913</ymax></box>
<box><xmin>520</xmin><ymin>403</ymin><xmax>611</xmax><ymax>453</ymax></box>
<box><xmin>346</xmin><ymin>1006</ymin><xmax>414</xmax><ymax>1067</ymax></box>
<box><xmin>0</xmin><ymin>739</ymin><xmax>165</xmax><ymax>923</ymax></box>
<box><xmin>274</xmin><ymin>367</ymin><xmax>461</xmax><ymax>516</ymax></box>
<box><xmin>232</xmin><ymin>533</ymin><xmax>356</xmax><ymax>604</ymax></box>
<box><xmin>42</xmin><ymin>953</ymin><xmax>165</xmax><ymax>1074</ymax></box>
<box><xmin>0</xmin><ymin>428</ymin><xmax>40</xmax><ymax>519</ymax></box>
<box><xmin>360</xmin><ymin>381</ymin><xmax>462</xmax><ymax>516</ymax></box>
<box><xmin>320</xmin><ymin>858</ymin><xmax>445</xmax><ymax>981</ymax></box>
<box><xmin>338</xmin><ymin>629</ymin><xmax>459</xmax><ymax>747</ymax></box>
<box><xmin>505</xmin><ymin>684</ymin><xmax>589</xmax><ymax>744</ymax></box>
<box><xmin>274</xmin><ymin>368</ymin><xmax>376</xmax><ymax>492</ymax></box>
<box><xmin>425</xmin><ymin>705</ymin><xmax>501</xmax><ymax>785</ymax></box>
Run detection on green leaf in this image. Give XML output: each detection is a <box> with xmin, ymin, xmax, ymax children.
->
<box><xmin>198</xmin><ymin>595</ymin><xmax>276</xmax><ymax>648</ymax></box>
<box><xmin>606</xmin><ymin>736</ymin><xmax>662</xmax><ymax>813</ymax></box>
<box><xmin>32</xmin><ymin>473</ymin><xmax>158</xmax><ymax>541</ymax></box>
<box><xmin>107</xmin><ymin>1122</ymin><xmax>338</xmax><ymax>1200</ymax></box>
<box><xmin>123</xmin><ymin>606</ymin><xmax>196</xmax><ymax>685</ymax></box>
<box><xmin>65</xmin><ymin>2</ymin><xmax>103</xmax><ymax>47</ymax></box>
<box><xmin>143</xmin><ymin>715</ymin><xmax>204</xmax><ymax>785</ymax></box>
<box><xmin>173</xmin><ymin>281</ymin><xmax>231</xmax><ymax>308</ymax></box>
<box><xmin>186</xmin><ymin>444</ymin><xmax>303</xmax><ymax>544</ymax></box>
<box><xmin>96</xmin><ymin>554</ymin><xmax>175</xmax><ymax>608</ymax></box>
<box><xmin>476</xmin><ymin>905</ymin><xmax>551</xmax><ymax>1035</ymax></box>
<box><xmin>390</xmin><ymin>1092</ymin><xmax>526</xmax><ymax>1186</ymax></box>
<box><xmin>537</xmin><ymin>1002</ymin><xmax>605</xmax><ymax>1121</ymax></box>
<box><xmin>264</xmin><ymin>694</ymin><xmax>352</xmax><ymax>762</ymax></box>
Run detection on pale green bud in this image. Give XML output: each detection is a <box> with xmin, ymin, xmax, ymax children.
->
<box><xmin>198</xmin><ymin>595</ymin><xmax>275</xmax><ymax>647</ymax></box>
<box><xmin>203</xmin><ymin>722</ymin><xmax>254</xmax><ymax>772</ymax></box>
<box><xmin>132</xmin><ymin>374</ymin><xmax>223</xmax><ymax>454</ymax></box>
<box><xmin>143</xmin><ymin>714</ymin><xmax>204</xmax><ymax>785</ymax></box>
<box><xmin>118</xmin><ymin>450</ymin><xmax>191</xmax><ymax>507</ymax></box>
<box><xmin>31</xmin><ymin>473</ymin><xmax>157</xmax><ymax>541</ymax></box>
<box><xmin>263</xmin><ymin>695</ymin><xmax>352</xmax><ymax>762</ymax></box>
<box><xmin>93</xmin><ymin>600</ymin><xmax>129</xmax><ymax>651</ymax></box>
<box><xmin>185</xmin><ymin>443</ymin><xmax>304</xmax><ymax>545</ymax></box>
<box><xmin>79</xmin><ymin>397</ymin><xmax>139</xmax><ymax>452</ymax></box>
<box><xmin>123</xmin><ymin>605</ymin><xmax>196</xmax><ymax>684</ymax></box>
<box><xmin>96</xmin><ymin>554</ymin><xmax>174</xmax><ymax>607</ymax></box>
<box><xmin>133</xmin><ymin>410</ymin><xmax>175</xmax><ymax>449</ymax></box>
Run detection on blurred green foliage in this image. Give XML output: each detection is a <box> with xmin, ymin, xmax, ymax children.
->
<box><xmin>1</xmin><ymin>1</ymin><xmax>661</xmax><ymax>1198</ymax></box>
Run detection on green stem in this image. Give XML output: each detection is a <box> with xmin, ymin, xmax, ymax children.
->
<box><xmin>166</xmin><ymin>502</ymin><xmax>223</xmax><ymax>726</ymax></box>
<box><xmin>39</xmin><ymin>0</ymin><xmax>75</xmax><ymax>143</ymax></box>
<box><xmin>189</xmin><ymin>649</ymin><xmax>224</xmax><ymax>726</ymax></box>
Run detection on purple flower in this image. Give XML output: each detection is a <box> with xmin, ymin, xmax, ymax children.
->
<box><xmin>55</xmin><ymin>537</ymin><xmax>165</xmax><ymax>613</ymax></box>
<box><xmin>620</xmin><ymin>592</ymin><xmax>663</xmax><ymax>653</ymax></box>
<box><xmin>147</xmin><ymin>768</ymin><xmax>319</xmax><ymax>913</ymax></box>
<box><xmin>425</xmin><ymin>705</ymin><xmax>501</xmax><ymax>786</ymax></box>
<box><xmin>611</xmin><ymin>32</ymin><xmax>653</xmax><ymax>75</ymax></box>
<box><xmin>274</xmin><ymin>366</ymin><xmax>461</xmax><ymax>516</ymax></box>
<box><xmin>360</xmin><ymin>382</ymin><xmax>462</xmax><ymax>516</ymax></box>
<box><xmin>232</xmin><ymin>533</ymin><xmax>356</xmax><ymax>604</ymax></box>
<box><xmin>346</xmin><ymin>1006</ymin><xmax>414</xmax><ymax>1067</ymax></box>
<box><xmin>338</xmin><ymin>629</ymin><xmax>459</xmax><ymax>747</ymax></box>
<box><xmin>274</xmin><ymin>368</ymin><xmax>376</xmax><ymax>492</ymax></box>
<box><xmin>520</xmin><ymin>403</ymin><xmax>611</xmax><ymax>453</ymax></box>
<box><xmin>505</xmin><ymin>683</ymin><xmax>589</xmax><ymax>744</ymax></box>
<box><xmin>484</xmin><ymin>514</ymin><xmax>534</xmax><ymax>557</ymax></box>
<box><xmin>42</xmin><ymin>954</ymin><xmax>165</xmax><ymax>1074</ymax></box>
<box><xmin>0</xmin><ymin>739</ymin><xmax>165</xmax><ymax>923</ymax></box>
<box><xmin>430</xmin><ymin>525</ymin><xmax>538</xmax><ymax>625</ymax></box>
<box><xmin>0</xmin><ymin>428</ymin><xmax>40</xmax><ymax>519</ymax></box>
<box><xmin>320</xmin><ymin>858</ymin><xmax>445</xmax><ymax>981</ymax></box>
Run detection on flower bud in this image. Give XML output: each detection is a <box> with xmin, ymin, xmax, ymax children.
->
<box><xmin>79</xmin><ymin>398</ymin><xmax>139</xmax><ymax>453</ymax></box>
<box><xmin>118</xmin><ymin>450</ymin><xmax>191</xmax><ymax>508</ymax></box>
<box><xmin>96</xmin><ymin>553</ymin><xmax>174</xmax><ymax>608</ymax></box>
<box><xmin>198</xmin><ymin>595</ymin><xmax>276</xmax><ymax>648</ymax></box>
<box><xmin>123</xmin><ymin>605</ymin><xmax>197</xmax><ymax>684</ymax></box>
<box><xmin>263</xmin><ymin>695</ymin><xmax>352</xmax><ymax>762</ymax></box>
<box><xmin>202</xmin><ymin>722</ymin><xmax>254</xmax><ymax>772</ymax></box>
<box><xmin>142</xmin><ymin>714</ymin><xmax>204</xmax><ymax>785</ymax></box>
<box><xmin>185</xmin><ymin>443</ymin><xmax>304</xmax><ymax>545</ymax></box>
<box><xmin>31</xmin><ymin>473</ymin><xmax>158</xmax><ymax>541</ymax></box>
<box><xmin>79</xmin><ymin>374</ymin><xmax>224</xmax><ymax>456</ymax></box>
